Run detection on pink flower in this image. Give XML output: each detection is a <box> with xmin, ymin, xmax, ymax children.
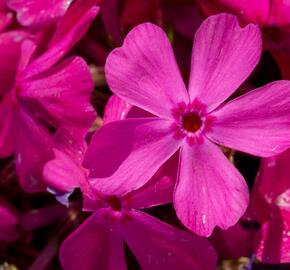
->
<box><xmin>84</xmin><ymin>13</ymin><xmax>290</xmax><ymax>236</ymax></box>
<box><xmin>252</xmin><ymin>150</ymin><xmax>290</xmax><ymax>263</ymax></box>
<box><xmin>0</xmin><ymin>1</ymin><xmax>98</xmax><ymax>192</ymax></box>
<box><xmin>59</xmin><ymin>177</ymin><xmax>217</xmax><ymax>270</ymax></box>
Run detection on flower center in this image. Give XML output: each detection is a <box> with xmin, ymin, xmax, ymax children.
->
<box><xmin>106</xmin><ymin>196</ymin><xmax>122</xmax><ymax>211</ymax></box>
<box><xmin>170</xmin><ymin>99</ymin><xmax>214</xmax><ymax>145</ymax></box>
<box><xmin>182</xmin><ymin>112</ymin><xmax>202</xmax><ymax>133</ymax></box>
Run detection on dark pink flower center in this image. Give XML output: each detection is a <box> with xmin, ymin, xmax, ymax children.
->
<box><xmin>106</xmin><ymin>196</ymin><xmax>122</xmax><ymax>211</ymax></box>
<box><xmin>182</xmin><ymin>112</ymin><xmax>202</xmax><ymax>132</ymax></box>
<box><xmin>171</xmin><ymin>99</ymin><xmax>214</xmax><ymax>145</ymax></box>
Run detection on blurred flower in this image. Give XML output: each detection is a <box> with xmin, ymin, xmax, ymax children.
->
<box><xmin>0</xmin><ymin>0</ymin><xmax>98</xmax><ymax>192</ymax></box>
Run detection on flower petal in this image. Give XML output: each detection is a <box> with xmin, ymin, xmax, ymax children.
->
<box><xmin>7</xmin><ymin>0</ymin><xmax>73</xmax><ymax>28</ymax></box>
<box><xmin>255</xmin><ymin>208</ymin><xmax>290</xmax><ymax>264</ymax></box>
<box><xmin>0</xmin><ymin>2</ymin><xmax>13</xmax><ymax>32</ymax></box>
<box><xmin>210</xmin><ymin>222</ymin><xmax>255</xmax><ymax>260</ymax></box>
<box><xmin>104</xmin><ymin>95</ymin><xmax>154</xmax><ymax>124</ymax></box>
<box><xmin>188</xmin><ymin>13</ymin><xmax>261</xmax><ymax>110</ymax></box>
<box><xmin>208</xmin><ymin>81</ymin><xmax>290</xmax><ymax>157</ymax></box>
<box><xmin>174</xmin><ymin>140</ymin><xmax>249</xmax><ymax>237</ymax></box>
<box><xmin>124</xmin><ymin>153</ymin><xmax>178</xmax><ymax>209</ymax></box>
<box><xmin>0</xmin><ymin>92</ymin><xmax>14</xmax><ymax>157</ymax></box>
<box><xmin>103</xmin><ymin>95</ymin><xmax>133</xmax><ymax>124</ymax></box>
<box><xmin>100</xmin><ymin>0</ymin><xmax>123</xmax><ymax>46</ymax></box>
<box><xmin>0</xmin><ymin>199</ymin><xmax>19</xmax><ymax>242</ymax></box>
<box><xmin>119</xmin><ymin>210</ymin><xmax>217</xmax><ymax>270</ymax></box>
<box><xmin>84</xmin><ymin>118</ymin><xmax>181</xmax><ymax>196</ymax></box>
<box><xmin>196</xmin><ymin>0</ymin><xmax>269</xmax><ymax>25</ymax></box>
<box><xmin>19</xmin><ymin>57</ymin><xmax>96</xmax><ymax>133</ymax></box>
<box><xmin>60</xmin><ymin>210</ymin><xmax>126</xmax><ymax>270</ymax></box>
<box><xmin>12</xmin><ymin>108</ymin><xmax>54</xmax><ymax>192</ymax></box>
<box><xmin>253</xmin><ymin>149</ymin><xmax>290</xmax><ymax>216</ymax></box>
<box><xmin>0</xmin><ymin>31</ymin><xmax>30</xmax><ymax>95</ymax></box>
<box><xmin>105</xmin><ymin>22</ymin><xmax>189</xmax><ymax>119</ymax></box>
<box><xmin>23</xmin><ymin>1</ymin><xmax>99</xmax><ymax>77</ymax></box>
<box><xmin>43</xmin><ymin>136</ymin><xmax>87</xmax><ymax>194</ymax></box>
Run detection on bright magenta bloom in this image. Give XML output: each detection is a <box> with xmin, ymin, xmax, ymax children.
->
<box><xmin>59</xmin><ymin>176</ymin><xmax>217</xmax><ymax>270</ymax></box>
<box><xmin>0</xmin><ymin>1</ymin><xmax>98</xmax><ymax>192</ymax></box>
<box><xmin>84</xmin><ymin>13</ymin><xmax>290</xmax><ymax>237</ymax></box>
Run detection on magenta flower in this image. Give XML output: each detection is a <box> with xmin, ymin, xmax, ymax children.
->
<box><xmin>0</xmin><ymin>1</ymin><xmax>98</xmax><ymax>192</ymax></box>
<box><xmin>60</xmin><ymin>178</ymin><xmax>217</xmax><ymax>270</ymax></box>
<box><xmin>84</xmin><ymin>13</ymin><xmax>290</xmax><ymax>236</ymax></box>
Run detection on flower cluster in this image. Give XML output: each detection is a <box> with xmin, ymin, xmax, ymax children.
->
<box><xmin>0</xmin><ymin>0</ymin><xmax>289</xmax><ymax>269</ymax></box>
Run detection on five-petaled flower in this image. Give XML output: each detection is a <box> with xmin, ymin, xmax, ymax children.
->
<box><xmin>84</xmin><ymin>13</ymin><xmax>290</xmax><ymax>236</ymax></box>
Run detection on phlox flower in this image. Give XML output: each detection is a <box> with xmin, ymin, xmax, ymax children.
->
<box><xmin>84</xmin><ymin>13</ymin><xmax>290</xmax><ymax>236</ymax></box>
<box><xmin>0</xmin><ymin>1</ymin><xmax>98</xmax><ymax>192</ymax></box>
<box><xmin>251</xmin><ymin>150</ymin><xmax>290</xmax><ymax>263</ymax></box>
<box><xmin>60</xmin><ymin>186</ymin><xmax>217</xmax><ymax>270</ymax></box>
